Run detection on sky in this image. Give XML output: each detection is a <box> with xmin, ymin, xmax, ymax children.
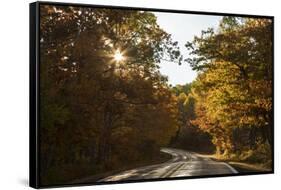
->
<box><xmin>154</xmin><ymin>12</ymin><xmax>222</xmax><ymax>86</ymax></box>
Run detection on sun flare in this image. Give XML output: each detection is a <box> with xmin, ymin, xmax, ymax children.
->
<box><xmin>113</xmin><ymin>50</ymin><xmax>124</xmax><ymax>62</ymax></box>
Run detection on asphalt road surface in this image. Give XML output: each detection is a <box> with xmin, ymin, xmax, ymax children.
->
<box><xmin>99</xmin><ymin>148</ymin><xmax>238</xmax><ymax>182</ymax></box>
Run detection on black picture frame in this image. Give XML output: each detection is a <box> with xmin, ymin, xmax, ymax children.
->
<box><xmin>30</xmin><ymin>1</ymin><xmax>274</xmax><ymax>188</ymax></box>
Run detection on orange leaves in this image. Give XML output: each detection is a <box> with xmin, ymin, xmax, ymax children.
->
<box><xmin>186</xmin><ymin>16</ymin><xmax>273</xmax><ymax>156</ymax></box>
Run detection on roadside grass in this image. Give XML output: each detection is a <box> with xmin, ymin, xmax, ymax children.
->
<box><xmin>196</xmin><ymin>145</ymin><xmax>272</xmax><ymax>173</ymax></box>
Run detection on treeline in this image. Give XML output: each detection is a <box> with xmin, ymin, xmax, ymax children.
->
<box><xmin>39</xmin><ymin>6</ymin><xmax>181</xmax><ymax>185</ymax></box>
<box><xmin>170</xmin><ymin>84</ymin><xmax>215</xmax><ymax>153</ymax></box>
<box><xmin>185</xmin><ymin>17</ymin><xmax>273</xmax><ymax>166</ymax></box>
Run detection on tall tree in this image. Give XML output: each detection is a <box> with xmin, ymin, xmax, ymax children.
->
<box><xmin>186</xmin><ymin>17</ymin><xmax>272</xmax><ymax>158</ymax></box>
<box><xmin>39</xmin><ymin>5</ymin><xmax>181</xmax><ymax>184</ymax></box>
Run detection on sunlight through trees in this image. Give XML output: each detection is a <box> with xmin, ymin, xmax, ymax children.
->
<box><xmin>39</xmin><ymin>5</ymin><xmax>273</xmax><ymax>185</ymax></box>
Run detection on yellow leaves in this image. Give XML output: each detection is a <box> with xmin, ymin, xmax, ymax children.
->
<box><xmin>255</xmin><ymin>98</ymin><xmax>272</xmax><ymax>112</ymax></box>
<box><xmin>178</xmin><ymin>92</ymin><xmax>187</xmax><ymax>102</ymax></box>
<box><xmin>245</xmin><ymin>18</ymin><xmax>272</xmax><ymax>29</ymax></box>
<box><xmin>184</xmin><ymin>16</ymin><xmax>273</xmax><ymax>158</ymax></box>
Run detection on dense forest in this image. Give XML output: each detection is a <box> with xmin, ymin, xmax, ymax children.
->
<box><xmin>39</xmin><ymin>5</ymin><xmax>272</xmax><ymax>185</ymax></box>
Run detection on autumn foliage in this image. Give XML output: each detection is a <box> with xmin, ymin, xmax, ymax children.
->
<box><xmin>39</xmin><ymin>5</ymin><xmax>273</xmax><ymax>185</ymax></box>
<box><xmin>39</xmin><ymin>5</ymin><xmax>181</xmax><ymax>185</ymax></box>
<box><xmin>186</xmin><ymin>17</ymin><xmax>272</xmax><ymax>164</ymax></box>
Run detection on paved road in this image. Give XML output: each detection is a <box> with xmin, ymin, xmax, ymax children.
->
<box><xmin>99</xmin><ymin>148</ymin><xmax>238</xmax><ymax>182</ymax></box>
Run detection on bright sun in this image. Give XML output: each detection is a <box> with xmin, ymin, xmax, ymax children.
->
<box><xmin>113</xmin><ymin>50</ymin><xmax>124</xmax><ymax>62</ymax></box>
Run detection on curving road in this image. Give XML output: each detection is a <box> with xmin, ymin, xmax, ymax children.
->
<box><xmin>99</xmin><ymin>148</ymin><xmax>238</xmax><ymax>182</ymax></box>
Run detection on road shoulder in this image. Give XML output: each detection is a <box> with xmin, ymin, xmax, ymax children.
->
<box><xmin>195</xmin><ymin>153</ymin><xmax>270</xmax><ymax>173</ymax></box>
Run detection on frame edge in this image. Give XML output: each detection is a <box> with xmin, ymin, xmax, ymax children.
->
<box><xmin>29</xmin><ymin>1</ymin><xmax>40</xmax><ymax>189</ymax></box>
